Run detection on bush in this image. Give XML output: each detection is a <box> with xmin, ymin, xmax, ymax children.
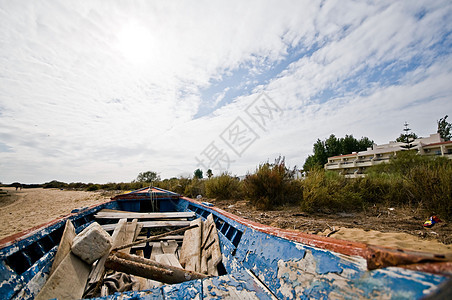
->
<box><xmin>243</xmin><ymin>156</ymin><xmax>302</xmax><ymax>209</ymax></box>
<box><xmin>184</xmin><ymin>178</ymin><xmax>205</xmax><ymax>198</ymax></box>
<box><xmin>43</xmin><ymin>180</ymin><xmax>68</xmax><ymax>189</ymax></box>
<box><xmin>205</xmin><ymin>173</ymin><xmax>242</xmax><ymax>200</ymax></box>
<box><xmin>300</xmin><ymin>170</ymin><xmax>364</xmax><ymax>213</ymax></box>
<box><xmin>405</xmin><ymin>159</ymin><xmax>452</xmax><ymax>219</ymax></box>
<box><xmin>359</xmin><ymin>173</ymin><xmax>408</xmax><ymax>207</ymax></box>
<box><xmin>87</xmin><ymin>184</ymin><xmax>100</xmax><ymax>191</ymax></box>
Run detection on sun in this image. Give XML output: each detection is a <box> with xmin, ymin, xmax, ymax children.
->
<box><xmin>116</xmin><ymin>22</ymin><xmax>155</xmax><ymax>64</ymax></box>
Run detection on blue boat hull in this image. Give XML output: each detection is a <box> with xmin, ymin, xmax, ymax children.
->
<box><xmin>1</xmin><ymin>187</ymin><xmax>450</xmax><ymax>299</ymax></box>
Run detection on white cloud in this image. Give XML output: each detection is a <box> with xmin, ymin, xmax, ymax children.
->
<box><xmin>0</xmin><ymin>1</ymin><xmax>451</xmax><ymax>183</ymax></box>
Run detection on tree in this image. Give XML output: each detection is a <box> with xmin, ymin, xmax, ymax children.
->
<box><xmin>194</xmin><ymin>169</ymin><xmax>203</xmax><ymax>179</ymax></box>
<box><xmin>206</xmin><ymin>169</ymin><xmax>213</xmax><ymax>178</ymax></box>
<box><xmin>136</xmin><ymin>171</ymin><xmax>160</xmax><ymax>183</ymax></box>
<box><xmin>437</xmin><ymin>115</ymin><xmax>451</xmax><ymax>141</ymax></box>
<box><xmin>325</xmin><ymin>135</ymin><xmax>341</xmax><ymax>158</ymax></box>
<box><xmin>341</xmin><ymin>134</ymin><xmax>360</xmax><ymax>155</ymax></box>
<box><xmin>303</xmin><ymin>134</ymin><xmax>373</xmax><ymax>170</ymax></box>
<box><xmin>397</xmin><ymin>122</ymin><xmax>417</xmax><ymax>150</ymax></box>
<box><xmin>357</xmin><ymin>137</ymin><xmax>373</xmax><ymax>151</ymax></box>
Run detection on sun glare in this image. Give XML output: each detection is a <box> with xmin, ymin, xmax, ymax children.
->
<box><xmin>117</xmin><ymin>22</ymin><xmax>155</xmax><ymax>64</ymax></box>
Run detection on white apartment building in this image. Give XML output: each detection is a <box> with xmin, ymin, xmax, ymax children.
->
<box><xmin>324</xmin><ymin>133</ymin><xmax>452</xmax><ymax>178</ymax></box>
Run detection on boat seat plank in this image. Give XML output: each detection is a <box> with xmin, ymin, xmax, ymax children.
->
<box><xmin>95</xmin><ymin>210</ymin><xmax>196</xmax><ymax>220</ymax></box>
<box><xmin>102</xmin><ymin>221</ymin><xmax>191</xmax><ymax>231</ymax></box>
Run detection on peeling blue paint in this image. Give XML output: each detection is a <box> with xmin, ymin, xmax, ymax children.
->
<box><xmin>312</xmin><ymin>251</ymin><xmax>343</xmax><ymax>275</ymax></box>
<box><xmin>163</xmin><ymin>279</ymin><xmax>202</xmax><ymax>299</ymax></box>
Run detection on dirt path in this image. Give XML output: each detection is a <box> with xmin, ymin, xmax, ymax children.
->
<box><xmin>0</xmin><ymin>187</ymin><xmax>110</xmax><ymax>240</ymax></box>
<box><xmin>210</xmin><ymin>199</ymin><xmax>452</xmax><ymax>255</ymax></box>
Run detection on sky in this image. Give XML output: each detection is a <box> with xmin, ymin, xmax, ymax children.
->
<box><xmin>1</xmin><ymin>1</ymin><xmax>451</xmax><ymax>184</ymax></box>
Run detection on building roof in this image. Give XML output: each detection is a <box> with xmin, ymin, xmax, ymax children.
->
<box><xmin>424</xmin><ymin>140</ymin><xmax>452</xmax><ymax>147</ymax></box>
<box><xmin>329</xmin><ymin>153</ymin><xmax>357</xmax><ymax>159</ymax></box>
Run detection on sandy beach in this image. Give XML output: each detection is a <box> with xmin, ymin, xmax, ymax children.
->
<box><xmin>0</xmin><ymin>187</ymin><xmax>110</xmax><ymax>240</ymax></box>
<box><xmin>1</xmin><ymin>187</ymin><xmax>451</xmax><ymax>255</ymax></box>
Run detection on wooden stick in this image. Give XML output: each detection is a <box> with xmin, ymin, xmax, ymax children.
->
<box><xmin>106</xmin><ymin>252</ymin><xmax>207</xmax><ymax>284</ymax></box>
<box><xmin>113</xmin><ymin>224</ymin><xmax>199</xmax><ymax>251</ymax></box>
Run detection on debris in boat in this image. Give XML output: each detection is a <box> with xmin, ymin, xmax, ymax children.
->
<box><xmin>155</xmin><ymin>253</ymin><xmax>182</xmax><ymax>268</ymax></box>
<box><xmin>423</xmin><ymin>215</ymin><xmax>442</xmax><ymax>228</ymax></box>
<box><xmin>36</xmin><ymin>252</ymin><xmax>91</xmax><ymax>300</ymax></box>
<box><xmin>113</xmin><ymin>223</ymin><xmax>199</xmax><ymax>251</ymax></box>
<box><xmin>102</xmin><ymin>272</ymin><xmax>140</xmax><ymax>295</ymax></box>
<box><xmin>88</xmin><ymin>218</ymin><xmax>128</xmax><ymax>288</ymax></box>
<box><xmin>179</xmin><ymin>218</ymin><xmax>203</xmax><ymax>272</ymax></box>
<box><xmin>36</xmin><ymin>221</ymin><xmax>91</xmax><ymax>300</ymax></box>
<box><xmin>71</xmin><ymin>222</ymin><xmax>113</xmax><ymax>264</ymax></box>
<box><xmin>49</xmin><ymin>220</ymin><xmax>76</xmax><ymax>276</ymax></box>
<box><xmin>38</xmin><ymin>210</ymin><xmax>224</xmax><ymax>298</ymax></box>
<box><xmin>105</xmin><ymin>251</ymin><xmax>208</xmax><ymax>284</ymax></box>
<box><xmin>201</xmin><ymin>214</ymin><xmax>222</xmax><ymax>276</ymax></box>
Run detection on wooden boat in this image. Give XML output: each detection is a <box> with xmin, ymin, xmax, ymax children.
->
<box><xmin>1</xmin><ymin>187</ymin><xmax>451</xmax><ymax>299</ymax></box>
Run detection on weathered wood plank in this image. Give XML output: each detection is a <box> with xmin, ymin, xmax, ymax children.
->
<box><xmin>155</xmin><ymin>253</ymin><xmax>182</xmax><ymax>268</ymax></box>
<box><xmin>102</xmin><ymin>221</ymin><xmax>191</xmax><ymax>231</ymax></box>
<box><xmin>161</xmin><ymin>240</ymin><xmax>178</xmax><ymax>255</ymax></box>
<box><xmin>150</xmin><ymin>242</ymin><xmax>164</xmax><ymax>261</ymax></box>
<box><xmin>133</xmin><ymin>223</ymin><xmax>144</xmax><ymax>242</ymax></box>
<box><xmin>179</xmin><ymin>218</ymin><xmax>202</xmax><ymax>273</ymax></box>
<box><xmin>118</xmin><ymin>219</ymin><xmax>138</xmax><ymax>254</ymax></box>
<box><xmin>95</xmin><ymin>210</ymin><xmax>195</xmax><ymax>220</ymax></box>
<box><xmin>201</xmin><ymin>214</ymin><xmax>222</xmax><ymax>276</ymax></box>
<box><xmin>49</xmin><ymin>220</ymin><xmax>76</xmax><ymax>276</ymax></box>
<box><xmin>35</xmin><ymin>253</ymin><xmax>90</xmax><ymax>300</ymax></box>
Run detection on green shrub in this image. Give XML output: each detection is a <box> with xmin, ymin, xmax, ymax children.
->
<box><xmin>366</xmin><ymin>153</ymin><xmax>452</xmax><ymax>220</ymax></box>
<box><xmin>360</xmin><ymin>173</ymin><xmax>408</xmax><ymax>207</ymax></box>
<box><xmin>87</xmin><ymin>184</ymin><xmax>100</xmax><ymax>191</ymax></box>
<box><xmin>405</xmin><ymin>159</ymin><xmax>452</xmax><ymax>219</ymax></box>
<box><xmin>43</xmin><ymin>180</ymin><xmax>68</xmax><ymax>189</ymax></box>
<box><xmin>205</xmin><ymin>173</ymin><xmax>242</xmax><ymax>200</ymax></box>
<box><xmin>184</xmin><ymin>178</ymin><xmax>205</xmax><ymax>198</ymax></box>
<box><xmin>243</xmin><ymin>156</ymin><xmax>302</xmax><ymax>209</ymax></box>
<box><xmin>300</xmin><ymin>170</ymin><xmax>363</xmax><ymax>213</ymax></box>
